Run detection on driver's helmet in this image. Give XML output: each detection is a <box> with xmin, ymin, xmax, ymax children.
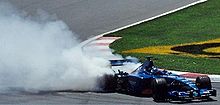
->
<box><xmin>145</xmin><ymin>61</ymin><xmax>154</xmax><ymax>72</ymax></box>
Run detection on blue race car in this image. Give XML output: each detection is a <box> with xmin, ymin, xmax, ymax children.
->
<box><xmin>99</xmin><ymin>57</ymin><xmax>217</xmax><ymax>102</ymax></box>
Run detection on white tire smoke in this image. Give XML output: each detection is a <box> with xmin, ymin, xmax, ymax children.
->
<box><xmin>0</xmin><ymin>2</ymin><xmax>113</xmax><ymax>92</ymax></box>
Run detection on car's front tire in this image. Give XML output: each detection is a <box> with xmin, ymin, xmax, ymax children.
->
<box><xmin>196</xmin><ymin>76</ymin><xmax>212</xmax><ymax>89</ymax></box>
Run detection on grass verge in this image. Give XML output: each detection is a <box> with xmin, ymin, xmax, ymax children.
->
<box><xmin>106</xmin><ymin>0</ymin><xmax>220</xmax><ymax>74</ymax></box>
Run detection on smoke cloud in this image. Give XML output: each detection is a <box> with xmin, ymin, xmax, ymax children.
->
<box><xmin>0</xmin><ymin>2</ymin><xmax>113</xmax><ymax>92</ymax></box>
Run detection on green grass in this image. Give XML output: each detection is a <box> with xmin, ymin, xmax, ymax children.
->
<box><xmin>105</xmin><ymin>0</ymin><xmax>220</xmax><ymax>74</ymax></box>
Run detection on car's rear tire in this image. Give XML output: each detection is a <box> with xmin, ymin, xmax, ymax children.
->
<box><xmin>115</xmin><ymin>77</ymin><xmax>128</xmax><ymax>93</ymax></box>
<box><xmin>196</xmin><ymin>76</ymin><xmax>212</xmax><ymax>89</ymax></box>
<box><xmin>151</xmin><ymin>78</ymin><xmax>167</xmax><ymax>102</ymax></box>
<box><xmin>97</xmin><ymin>74</ymin><xmax>117</xmax><ymax>92</ymax></box>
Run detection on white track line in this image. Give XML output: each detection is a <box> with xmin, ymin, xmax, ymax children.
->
<box><xmin>80</xmin><ymin>0</ymin><xmax>207</xmax><ymax>47</ymax></box>
<box><xmin>82</xmin><ymin>0</ymin><xmax>220</xmax><ymax>82</ymax></box>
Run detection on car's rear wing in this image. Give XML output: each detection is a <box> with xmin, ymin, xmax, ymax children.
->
<box><xmin>110</xmin><ymin>59</ymin><xmax>138</xmax><ymax>66</ymax></box>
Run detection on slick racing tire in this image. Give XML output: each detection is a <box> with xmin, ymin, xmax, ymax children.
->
<box><xmin>196</xmin><ymin>76</ymin><xmax>212</xmax><ymax>89</ymax></box>
<box><xmin>97</xmin><ymin>74</ymin><xmax>117</xmax><ymax>92</ymax></box>
<box><xmin>115</xmin><ymin>77</ymin><xmax>128</xmax><ymax>93</ymax></box>
<box><xmin>151</xmin><ymin>78</ymin><xmax>168</xmax><ymax>102</ymax></box>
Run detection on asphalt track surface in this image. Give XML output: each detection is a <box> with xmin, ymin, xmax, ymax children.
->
<box><xmin>0</xmin><ymin>83</ymin><xmax>219</xmax><ymax>105</ymax></box>
<box><xmin>7</xmin><ymin>0</ymin><xmax>201</xmax><ymax>41</ymax></box>
<box><xmin>2</xmin><ymin>0</ymin><xmax>220</xmax><ymax>104</ymax></box>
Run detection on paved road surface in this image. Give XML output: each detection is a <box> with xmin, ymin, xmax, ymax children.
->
<box><xmin>7</xmin><ymin>0</ymin><xmax>200</xmax><ymax>41</ymax></box>
<box><xmin>0</xmin><ymin>83</ymin><xmax>219</xmax><ymax>105</ymax></box>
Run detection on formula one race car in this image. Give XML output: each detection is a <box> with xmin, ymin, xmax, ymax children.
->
<box><xmin>98</xmin><ymin>57</ymin><xmax>217</xmax><ymax>102</ymax></box>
